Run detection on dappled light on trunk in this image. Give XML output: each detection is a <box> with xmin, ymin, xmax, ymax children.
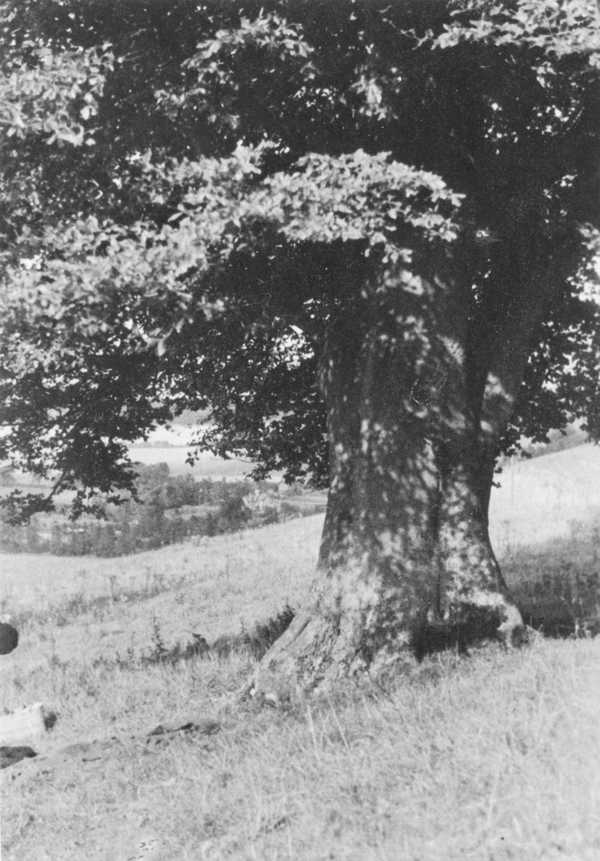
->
<box><xmin>252</xmin><ymin>264</ymin><xmax>525</xmax><ymax>695</ymax></box>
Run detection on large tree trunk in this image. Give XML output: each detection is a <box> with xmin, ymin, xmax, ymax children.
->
<box><xmin>250</xmin><ymin>265</ymin><xmax>526</xmax><ymax>699</ymax></box>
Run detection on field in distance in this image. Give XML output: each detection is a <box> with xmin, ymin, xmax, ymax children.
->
<box><xmin>129</xmin><ymin>444</ymin><xmax>255</xmax><ymax>479</ymax></box>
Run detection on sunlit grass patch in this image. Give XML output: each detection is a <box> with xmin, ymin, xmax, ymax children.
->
<box><xmin>3</xmin><ymin>641</ymin><xmax>600</xmax><ymax>860</ymax></box>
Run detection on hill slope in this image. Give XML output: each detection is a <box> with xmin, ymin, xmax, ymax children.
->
<box><xmin>1</xmin><ymin>446</ymin><xmax>600</xmax><ymax>859</ymax></box>
<box><xmin>490</xmin><ymin>443</ymin><xmax>600</xmax><ymax>550</ymax></box>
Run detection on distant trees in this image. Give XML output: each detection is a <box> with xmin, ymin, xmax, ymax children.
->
<box><xmin>0</xmin><ymin>465</ymin><xmax>306</xmax><ymax>556</ymax></box>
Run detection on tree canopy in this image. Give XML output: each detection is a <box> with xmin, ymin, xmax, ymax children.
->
<box><xmin>1</xmin><ymin>0</ymin><xmax>599</xmax><ymax>519</ymax></box>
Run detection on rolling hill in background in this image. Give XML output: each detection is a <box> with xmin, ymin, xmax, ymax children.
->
<box><xmin>490</xmin><ymin>443</ymin><xmax>600</xmax><ymax>550</ymax></box>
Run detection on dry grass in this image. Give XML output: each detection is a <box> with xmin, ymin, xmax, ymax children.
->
<box><xmin>2</xmin><ymin>446</ymin><xmax>600</xmax><ymax>859</ymax></box>
<box><xmin>3</xmin><ymin>643</ymin><xmax>600</xmax><ymax>860</ymax></box>
<box><xmin>0</xmin><ymin>516</ymin><xmax>320</xmax><ymax>678</ymax></box>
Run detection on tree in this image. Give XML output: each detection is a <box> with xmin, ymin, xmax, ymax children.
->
<box><xmin>1</xmin><ymin>0</ymin><xmax>600</xmax><ymax>692</ymax></box>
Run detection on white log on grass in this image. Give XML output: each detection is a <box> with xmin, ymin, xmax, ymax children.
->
<box><xmin>0</xmin><ymin>703</ymin><xmax>46</xmax><ymax>746</ymax></box>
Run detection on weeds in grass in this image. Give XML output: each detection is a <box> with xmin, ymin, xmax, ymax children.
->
<box><xmin>211</xmin><ymin>604</ymin><xmax>295</xmax><ymax>660</ymax></box>
<box><xmin>110</xmin><ymin>646</ymin><xmax>137</xmax><ymax>670</ymax></box>
<box><xmin>149</xmin><ymin>615</ymin><xmax>169</xmax><ymax>663</ymax></box>
<box><xmin>138</xmin><ymin>605</ymin><xmax>296</xmax><ymax>668</ymax></box>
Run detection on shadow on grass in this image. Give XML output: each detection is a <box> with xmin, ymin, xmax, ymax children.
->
<box><xmin>113</xmin><ymin>525</ymin><xmax>600</xmax><ymax>672</ymax></box>
<box><xmin>502</xmin><ymin>525</ymin><xmax>600</xmax><ymax>638</ymax></box>
<box><xmin>137</xmin><ymin>605</ymin><xmax>296</xmax><ymax>668</ymax></box>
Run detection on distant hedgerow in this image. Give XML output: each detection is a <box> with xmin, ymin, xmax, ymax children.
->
<box><xmin>0</xmin><ymin>464</ymin><xmax>324</xmax><ymax>557</ymax></box>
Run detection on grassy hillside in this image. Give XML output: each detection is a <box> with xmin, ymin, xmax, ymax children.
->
<box><xmin>490</xmin><ymin>443</ymin><xmax>600</xmax><ymax>551</ymax></box>
<box><xmin>0</xmin><ymin>516</ymin><xmax>321</xmax><ymax>673</ymax></box>
<box><xmin>1</xmin><ymin>446</ymin><xmax>600</xmax><ymax>859</ymax></box>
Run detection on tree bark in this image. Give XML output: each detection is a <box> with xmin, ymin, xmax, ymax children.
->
<box><xmin>250</xmin><ymin>264</ymin><xmax>526</xmax><ymax>699</ymax></box>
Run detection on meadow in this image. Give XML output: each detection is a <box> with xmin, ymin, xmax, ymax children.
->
<box><xmin>1</xmin><ymin>446</ymin><xmax>600</xmax><ymax>860</ymax></box>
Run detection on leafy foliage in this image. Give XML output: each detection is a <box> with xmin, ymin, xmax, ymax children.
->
<box><xmin>0</xmin><ymin>42</ymin><xmax>113</xmax><ymax>145</ymax></box>
<box><xmin>1</xmin><ymin>0</ymin><xmax>600</xmax><ymax>519</ymax></box>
